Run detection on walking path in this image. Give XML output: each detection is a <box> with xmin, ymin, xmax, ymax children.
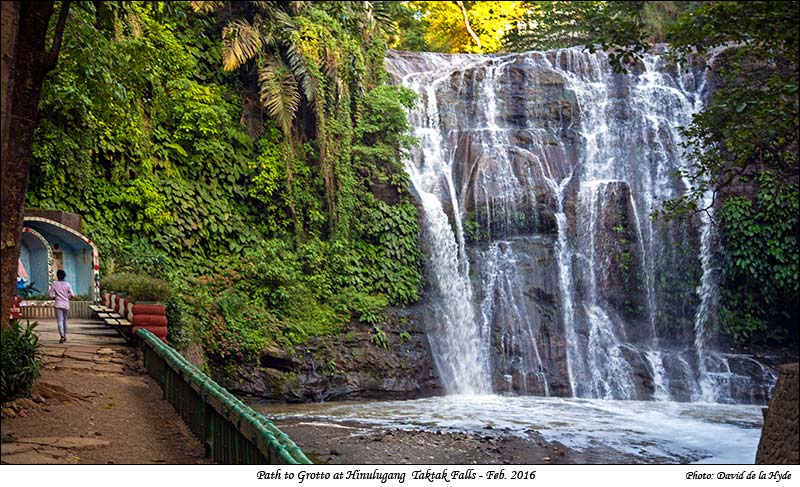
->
<box><xmin>1</xmin><ymin>317</ymin><xmax>209</xmax><ymax>464</ymax></box>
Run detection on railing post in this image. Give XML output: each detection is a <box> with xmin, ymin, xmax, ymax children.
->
<box><xmin>204</xmin><ymin>401</ymin><xmax>214</xmax><ymax>459</ymax></box>
<box><xmin>136</xmin><ymin>328</ymin><xmax>311</xmax><ymax>464</ymax></box>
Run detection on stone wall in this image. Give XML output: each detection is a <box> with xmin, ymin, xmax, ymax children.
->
<box><xmin>756</xmin><ymin>363</ymin><xmax>799</xmax><ymax>464</ymax></box>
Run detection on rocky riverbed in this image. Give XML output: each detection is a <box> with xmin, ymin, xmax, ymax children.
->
<box><xmin>271</xmin><ymin>418</ymin><xmax>639</xmax><ymax>464</ymax></box>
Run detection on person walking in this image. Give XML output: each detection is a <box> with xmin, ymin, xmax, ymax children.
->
<box><xmin>49</xmin><ymin>269</ymin><xmax>75</xmax><ymax>343</ymax></box>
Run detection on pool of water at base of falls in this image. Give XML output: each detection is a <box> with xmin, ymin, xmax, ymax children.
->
<box><xmin>258</xmin><ymin>395</ymin><xmax>763</xmax><ymax>464</ymax></box>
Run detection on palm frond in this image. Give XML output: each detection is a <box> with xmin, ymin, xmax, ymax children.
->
<box><xmin>240</xmin><ymin>96</ymin><xmax>266</xmax><ymax>141</ymax></box>
<box><xmin>127</xmin><ymin>11</ymin><xmax>143</xmax><ymax>37</ymax></box>
<box><xmin>259</xmin><ymin>56</ymin><xmax>300</xmax><ymax>136</ymax></box>
<box><xmin>336</xmin><ymin>77</ymin><xmax>347</xmax><ymax>104</ymax></box>
<box><xmin>290</xmin><ymin>2</ymin><xmax>312</xmax><ymax>14</ymax></box>
<box><xmin>269</xmin><ymin>8</ymin><xmax>297</xmax><ymax>36</ymax></box>
<box><xmin>285</xmin><ymin>44</ymin><xmax>317</xmax><ymax>103</ymax></box>
<box><xmin>371</xmin><ymin>1</ymin><xmax>399</xmax><ymax>34</ymax></box>
<box><xmin>248</xmin><ymin>1</ymin><xmax>276</xmax><ymax>11</ymax></box>
<box><xmin>360</xmin><ymin>1</ymin><xmax>377</xmax><ymax>34</ymax></box>
<box><xmin>222</xmin><ymin>19</ymin><xmax>264</xmax><ymax>71</ymax></box>
<box><xmin>188</xmin><ymin>1</ymin><xmax>224</xmax><ymax>13</ymax></box>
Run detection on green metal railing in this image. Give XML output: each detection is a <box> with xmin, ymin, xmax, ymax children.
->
<box><xmin>137</xmin><ymin>328</ymin><xmax>312</xmax><ymax>464</ymax></box>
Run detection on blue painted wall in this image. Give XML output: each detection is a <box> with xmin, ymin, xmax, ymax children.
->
<box><xmin>20</xmin><ymin>234</ymin><xmax>49</xmax><ymax>296</ymax></box>
<box><xmin>24</xmin><ymin>220</ymin><xmax>96</xmax><ymax>299</ymax></box>
<box><xmin>49</xmin><ymin>238</ymin><xmax>91</xmax><ymax>296</ymax></box>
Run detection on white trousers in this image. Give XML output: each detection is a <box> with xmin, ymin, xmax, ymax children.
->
<box><xmin>55</xmin><ymin>308</ymin><xmax>69</xmax><ymax>338</ymax></box>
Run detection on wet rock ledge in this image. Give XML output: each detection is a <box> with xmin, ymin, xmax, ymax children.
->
<box><xmin>209</xmin><ymin>308</ymin><xmax>443</xmax><ymax>402</ymax></box>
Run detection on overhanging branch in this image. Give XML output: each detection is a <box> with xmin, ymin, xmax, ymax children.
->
<box><xmin>44</xmin><ymin>1</ymin><xmax>71</xmax><ymax>69</ymax></box>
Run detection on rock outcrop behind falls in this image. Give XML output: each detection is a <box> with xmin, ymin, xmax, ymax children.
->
<box><xmin>388</xmin><ymin>48</ymin><xmax>788</xmax><ymax>403</ymax></box>
<box><xmin>210</xmin><ymin>309</ymin><xmax>442</xmax><ymax>402</ymax></box>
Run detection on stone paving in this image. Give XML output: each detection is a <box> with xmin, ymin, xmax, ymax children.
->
<box><xmin>1</xmin><ymin>317</ymin><xmax>209</xmax><ymax>464</ymax></box>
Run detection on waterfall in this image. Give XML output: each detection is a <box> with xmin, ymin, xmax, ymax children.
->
<box><xmin>398</xmin><ymin>54</ymin><xmax>491</xmax><ymax>395</ymax></box>
<box><xmin>386</xmin><ymin>48</ymin><xmax>777</xmax><ymax>403</ymax></box>
<box><xmin>693</xmin><ymin>197</ymin><xmax>721</xmax><ymax>402</ymax></box>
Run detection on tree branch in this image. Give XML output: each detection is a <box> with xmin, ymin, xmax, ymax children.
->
<box><xmin>44</xmin><ymin>0</ymin><xmax>71</xmax><ymax>69</ymax></box>
<box><xmin>455</xmin><ymin>1</ymin><xmax>481</xmax><ymax>52</ymax></box>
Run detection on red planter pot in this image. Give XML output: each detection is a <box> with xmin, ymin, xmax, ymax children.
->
<box><xmin>131</xmin><ymin>314</ymin><xmax>168</xmax><ymax>327</ymax></box>
<box><xmin>133</xmin><ymin>325</ymin><xmax>167</xmax><ymax>339</ymax></box>
<box><xmin>129</xmin><ymin>301</ymin><xmax>169</xmax><ymax>344</ymax></box>
<box><xmin>105</xmin><ymin>291</ymin><xmax>169</xmax><ymax>344</ymax></box>
<box><xmin>132</xmin><ymin>303</ymin><xmax>166</xmax><ymax>315</ymax></box>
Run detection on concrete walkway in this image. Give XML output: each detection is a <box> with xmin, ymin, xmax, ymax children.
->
<box><xmin>35</xmin><ymin>316</ymin><xmax>128</xmax><ymax>348</ymax></box>
<box><xmin>1</xmin><ymin>316</ymin><xmax>209</xmax><ymax>464</ymax></box>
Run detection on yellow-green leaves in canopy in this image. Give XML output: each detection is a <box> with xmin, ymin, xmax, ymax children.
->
<box><xmin>410</xmin><ymin>1</ymin><xmax>525</xmax><ymax>54</ymax></box>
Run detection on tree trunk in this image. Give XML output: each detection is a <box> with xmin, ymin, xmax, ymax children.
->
<box><xmin>1</xmin><ymin>1</ymin><xmax>70</xmax><ymax>329</ymax></box>
<box><xmin>456</xmin><ymin>1</ymin><xmax>481</xmax><ymax>52</ymax></box>
<box><xmin>1</xmin><ymin>2</ymin><xmax>19</xmax><ymax>166</ymax></box>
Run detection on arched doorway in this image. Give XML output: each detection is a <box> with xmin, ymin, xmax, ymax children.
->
<box><xmin>23</xmin><ymin>216</ymin><xmax>100</xmax><ymax>301</ymax></box>
<box><xmin>20</xmin><ymin>227</ymin><xmax>54</xmax><ymax>296</ymax></box>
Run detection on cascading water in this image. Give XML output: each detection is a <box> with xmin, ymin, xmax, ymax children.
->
<box><xmin>400</xmin><ymin>55</ymin><xmax>491</xmax><ymax>395</ymax></box>
<box><xmin>386</xmin><ymin>47</ymin><xmax>777</xmax><ymax>404</ymax></box>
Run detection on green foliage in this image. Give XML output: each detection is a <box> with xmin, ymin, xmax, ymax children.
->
<box><xmin>659</xmin><ymin>3</ymin><xmax>799</xmax><ymax>214</ymax></box>
<box><xmin>341</xmin><ymin>201</ymin><xmax>424</xmax><ymax>304</ymax></box>
<box><xmin>337</xmin><ymin>288</ymin><xmax>388</xmax><ymax>325</ymax></box>
<box><xmin>100</xmin><ymin>272</ymin><xmax>172</xmax><ymax>302</ymax></box>
<box><xmin>1</xmin><ymin>321</ymin><xmax>43</xmax><ymax>401</ymax></box>
<box><xmin>506</xmin><ymin>1</ymin><xmax>619</xmax><ymax>51</ymax></box>
<box><xmin>718</xmin><ymin>173</ymin><xmax>799</xmax><ymax>343</ymax></box>
<box><xmin>638</xmin><ymin>1</ymin><xmax>699</xmax><ymax>43</ymax></box>
<box><xmin>387</xmin><ymin>2</ymin><xmax>432</xmax><ymax>51</ymax></box>
<box><xmin>505</xmin><ymin>2</ymin><xmax>697</xmax><ymax>72</ymax></box>
<box><xmin>166</xmin><ymin>228</ymin><xmax>414</xmax><ymax>359</ymax></box>
<box><xmin>29</xmin><ymin>1</ymin><xmax>427</xmax><ymax>367</ymax></box>
<box><xmin>120</xmin><ymin>174</ymin><xmax>172</xmax><ymax>233</ymax></box>
<box><xmin>167</xmin><ymin>271</ymin><xmax>276</xmax><ymax>360</ymax></box>
<box><xmin>464</xmin><ymin>210</ymin><xmax>489</xmax><ymax>242</ymax></box>
<box><xmin>352</xmin><ymin>85</ymin><xmax>417</xmax><ymax>184</ymax></box>
<box><xmin>165</xmin><ymin>295</ymin><xmax>192</xmax><ymax>351</ymax></box>
<box><xmin>99</xmin><ymin>237</ymin><xmax>173</xmax><ymax>279</ymax></box>
<box><xmin>166</xmin><ymin>243</ymin><xmax>340</xmax><ymax>357</ymax></box>
<box><xmin>371</xmin><ymin>326</ymin><xmax>389</xmax><ymax>349</ymax></box>
<box><xmin>655</xmin><ymin>1</ymin><xmax>799</xmax><ymax>346</ymax></box>
<box><xmin>28</xmin><ymin>2</ymin><xmax>264</xmax><ymax>273</ymax></box>
<box><xmin>321</xmin><ymin>357</ymin><xmax>338</xmax><ymax>376</ymax></box>
<box><xmin>214</xmin><ymin>289</ymin><xmax>275</xmax><ymax>355</ymax></box>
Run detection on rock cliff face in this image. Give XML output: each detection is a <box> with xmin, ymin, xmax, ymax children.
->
<box><xmin>756</xmin><ymin>363</ymin><xmax>799</xmax><ymax>464</ymax></box>
<box><xmin>211</xmin><ymin>309</ymin><xmax>442</xmax><ymax>402</ymax></box>
<box><xmin>387</xmin><ymin>48</ymin><xmax>783</xmax><ymax>403</ymax></box>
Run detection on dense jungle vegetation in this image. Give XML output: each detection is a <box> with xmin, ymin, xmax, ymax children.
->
<box><xmin>20</xmin><ymin>1</ymin><xmax>798</xmax><ymax>366</ymax></box>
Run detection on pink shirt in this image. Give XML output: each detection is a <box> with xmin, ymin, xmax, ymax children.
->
<box><xmin>49</xmin><ymin>280</ymin><xmax>75</xmax><ymax>310</ymax></box>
